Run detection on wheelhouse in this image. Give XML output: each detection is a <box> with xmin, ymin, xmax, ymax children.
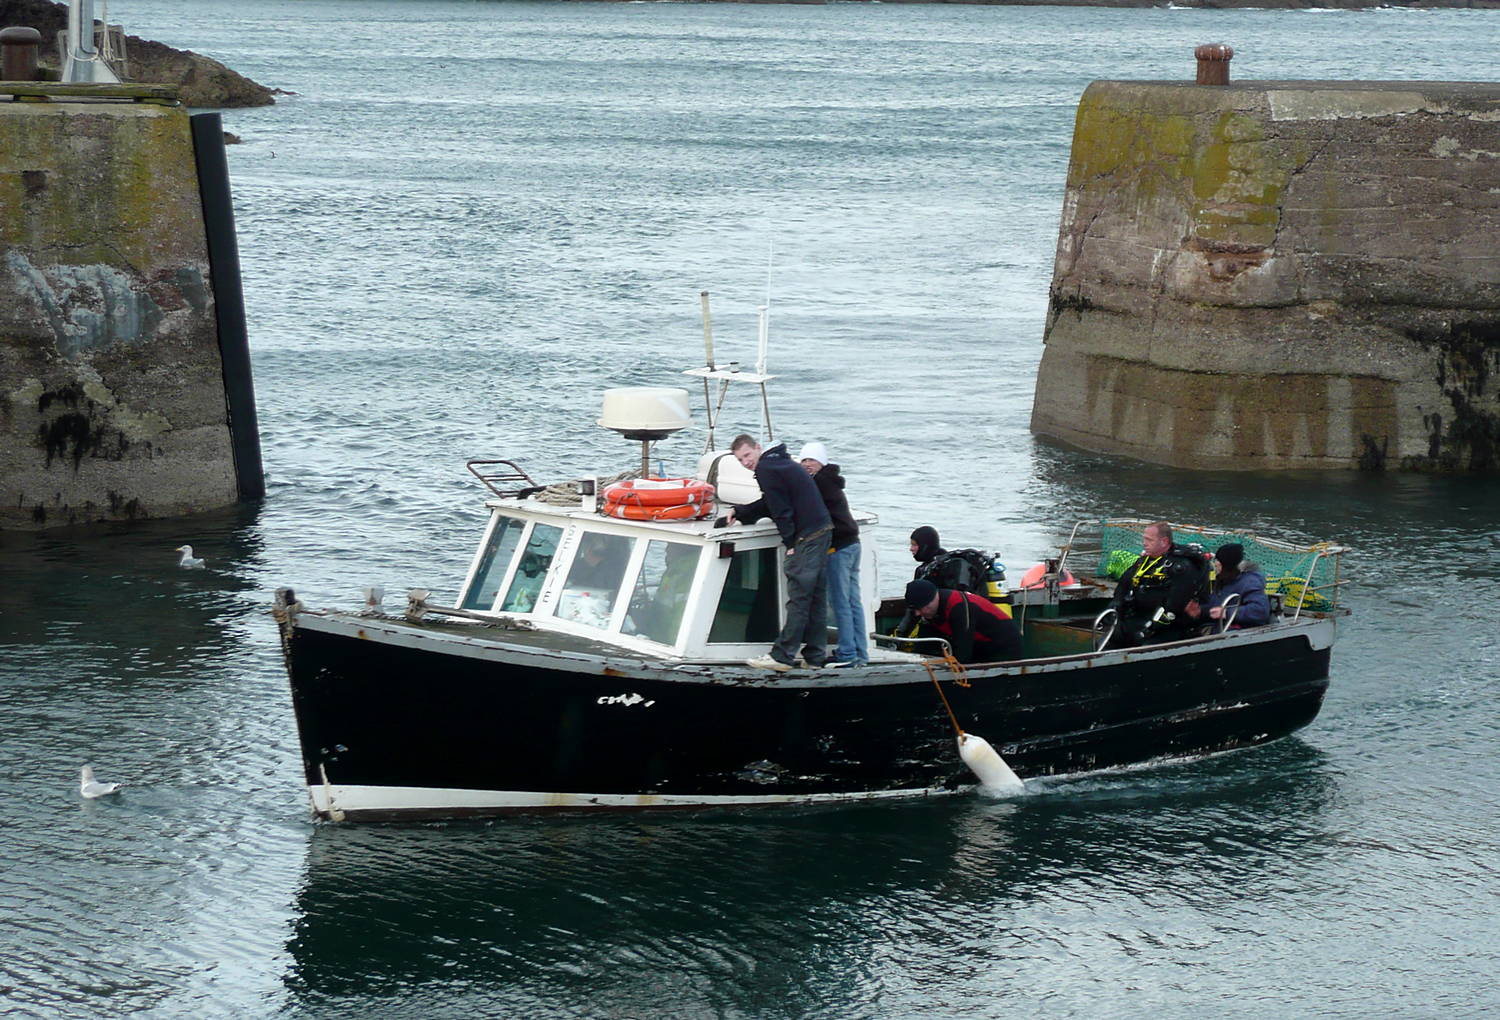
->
<box><xmin>454</xmin><ymin>500</ymin><xmax>880</xmax><ymax>661</ymax></box>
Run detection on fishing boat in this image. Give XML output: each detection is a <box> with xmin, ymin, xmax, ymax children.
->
<box><xmin>272</xmin><ymin>311</ymin><xmax>1347</xmax><ymax>821</ymax></box>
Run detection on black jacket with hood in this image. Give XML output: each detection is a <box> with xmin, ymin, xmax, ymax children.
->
<box><xmin>812</xmin><ymin>464</ymin><xmax>859</xmax><ymax>550</ymax></box>
<box><xmin>734</xmin><ymin>443</ymin><xmax>832</xmax><ymax>549</ymax></box>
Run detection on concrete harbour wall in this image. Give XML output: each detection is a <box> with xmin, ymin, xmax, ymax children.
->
<box><xmin>1</xmin><ymin>85</ymin><xmax>254</xmax><ymax>528</ymax></box>
<box><xmin>1030</xmin><ymin>79</ymin><xmax>1500</xmax><ymax>471</ymax></box>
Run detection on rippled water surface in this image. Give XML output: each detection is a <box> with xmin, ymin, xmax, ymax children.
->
<box><xmin>4</xmin><ymin>1</ymin><xmax>1500</xmax><ymax>1015</ymax></box>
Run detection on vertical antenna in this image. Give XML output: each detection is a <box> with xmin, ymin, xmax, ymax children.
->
<box><xmin>756</xmin><ymin>305</ymin><xmax>769</xmax><ymax>379</ymax></box>
<box><xmin>699</xmin><ymin>291</ymin><xmax>716</xmax><ymax>452</ymax></box>
<box><xmin>756</xmin><ymin>242</ymin><xmax>772</xmax><ymax>378</ymax></box>
<box><xmin>758</xmin><ymin>241</ymin><xmax>774</xmax><ymax>437</ymax></box>
<box><xmin>765</xmin><ymin>240</ymin><xmax>773</xmax><ymax>309</ymax></box>
<box><xmin>700</xmin><ymin>290</ymin><xmax>716</xmax><ymax>370</ymax></box>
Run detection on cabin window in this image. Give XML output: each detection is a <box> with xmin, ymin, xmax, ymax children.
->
<box><xmin>708</xmin><ymin>546</ymin><xmax>780</xmax><ymax>643</ymax></box>
<box><xmin>461</xmin><ymin>515</ymin><xmax>526</xmax><ymax>610</ymax></box>
<box><xmin>500</xmin><ymin>523</ymin><xmax>562</xmax><ymax>613</ymax></box>
<box><xmin>555</xmin><ymin>532</ymin><xmax>634</xmax><ymax>628</ymax></box>
<box><xmin>623</xmin><ymin>540</ymin><xmax>699</xmax><ymax>645</ymax></box>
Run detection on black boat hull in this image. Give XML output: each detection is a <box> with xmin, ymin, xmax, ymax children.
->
<box><xmin>279</xmin><ymin>610</ymin><xmax>1334</xmax><ymax>820</ymax></box>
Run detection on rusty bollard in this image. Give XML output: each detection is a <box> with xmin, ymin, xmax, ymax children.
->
<box><xmin>2</xmin><ymin>26</ymin><xmax>43</xmax><ymax>81</ymax></box>
<box><xmin>1195</xmin><ymin>43</ymin><xmax>1233</xmax><ymax>86</ymax></box>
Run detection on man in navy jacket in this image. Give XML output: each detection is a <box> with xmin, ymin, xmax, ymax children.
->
<box><xmin>725</xmin><ymin>434</ymin><xmax>832</xmax><ymax>671</ymax></box>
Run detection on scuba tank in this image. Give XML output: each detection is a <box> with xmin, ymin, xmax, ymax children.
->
<box><xmin>986</xmin><ymin>556</ymin><xmax>1011</xmax><ymax>610</ymax></box>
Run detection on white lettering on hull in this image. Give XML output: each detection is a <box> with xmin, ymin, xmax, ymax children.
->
<box><xmin>596</xmin><ymin>692</ymin><xmax>655</xmax><ymax>707</ymax></box>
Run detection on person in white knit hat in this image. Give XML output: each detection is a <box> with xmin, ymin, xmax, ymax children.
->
<box><xmin>798</xmin><ymin>441</ymin><xmax>868</xmax><ymax>667</ymax></box>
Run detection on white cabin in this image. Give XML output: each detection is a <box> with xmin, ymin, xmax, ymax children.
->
<box><xmin>455</xmin><ymin>497</ymin><xmax>881</xmax><ymax>662</ymax></box>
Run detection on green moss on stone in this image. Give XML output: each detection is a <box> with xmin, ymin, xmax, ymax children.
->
<box><xmin>0</xmin><ymin>104</ymin><xmax>198</xmax><ymax>268</ymax></box>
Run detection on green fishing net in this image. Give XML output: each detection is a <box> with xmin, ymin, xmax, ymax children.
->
<box><xmin>1094</xmin><ymin>519</ymin><xmax>1343</xmax><ymax>611</ymax></box>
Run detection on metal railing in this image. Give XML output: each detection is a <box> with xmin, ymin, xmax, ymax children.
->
<box><xmin>870</xmin><ymin>633</ymin><xmax>954</xmax><ymax>659</ymax></box>
<box><xmin>466</xmin><ymin>459</ymin><xmax>537</xmax><ymax>498</ymax></box>
<box><xmin>1092</xmin><ymin>607</ymin><xmax>1116</xmax><ymax>651</ymax></box>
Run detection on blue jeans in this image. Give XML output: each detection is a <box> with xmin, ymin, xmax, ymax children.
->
<box><xmin>826</xmin><ymin>542</ymin><xmax>869</xmax><ymax>664</ymax></box>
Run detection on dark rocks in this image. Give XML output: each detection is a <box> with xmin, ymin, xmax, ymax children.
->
<box><xmin>0</xmin><ymin>0</ymin><xmax>273</xmax><ymax>107</ymax></box>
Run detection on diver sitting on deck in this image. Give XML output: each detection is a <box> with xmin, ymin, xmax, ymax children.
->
<box><xmin>904</xmin><ymin>579</ymin><xmax>1023</xmax><ymax>665</ymax></box>
<box><xmin>1106</xmin><ymin>521</ymin><xmax>1208</xmax><ymax>649</ymax></box>
<box><xmin>1187</xmin><ymin>543</ymin><xmax>1270</xmax><ymax>629</ymax></box>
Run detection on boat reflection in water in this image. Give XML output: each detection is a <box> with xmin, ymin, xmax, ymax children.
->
<box><xmin>281</xmin><ymin>739</ymin><xmax>1339</xmax><ymax>1013</ymax></box>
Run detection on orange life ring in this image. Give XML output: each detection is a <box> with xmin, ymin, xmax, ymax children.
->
<box><xmin>602</xmin><ymin>477</ymin><xmax>715</xmax><ymax>508</ymax></box>
<box><xmin>600</xmin><ymin>501</ymin><xmax>710</xmax><ymax>522</ymax></box>
<box><xmin>1020</xmin><ymin>563</ymin><xmax>1076</xmax><ymax>589</ymax></box>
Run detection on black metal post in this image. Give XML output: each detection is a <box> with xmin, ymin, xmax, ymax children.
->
<box><xmin>190</xmin><ymin>111</ymin><xmax>264</xmax><ymax>501</ymax></box>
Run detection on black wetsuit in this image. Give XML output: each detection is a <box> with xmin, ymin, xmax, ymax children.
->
<box><xmin>1109</xmin><ymin>543</ymin><xmax>1207</xmax><ymax>648</ymax></box>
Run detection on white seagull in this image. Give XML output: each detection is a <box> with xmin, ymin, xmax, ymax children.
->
<box><xmin>175</xmin><ymin>544</ymin><xmax>206</xmax><ymax>569</ymax></box>
<box><xmin>79</xmin><ymin>765</ymin><xmax>122</xmax><ymax>799</ymax></box>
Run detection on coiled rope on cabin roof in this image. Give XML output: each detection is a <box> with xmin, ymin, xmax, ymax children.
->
<box><xmin>531</xmin><ymin>469</ymin><xmax>640</xmax><ymax>507</ymax></box>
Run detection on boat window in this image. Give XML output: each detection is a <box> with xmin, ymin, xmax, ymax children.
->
<box><xmin>555</xmin><ymin>532</ymin><xmax>633</xmax><ymax>628</ymax></box>
<box><xmin>500</xmin><ymin>523</ymin><xmax>562</xmax><ymax>613</ymax></box>
<box><xmin>708</xmin><ymin>546</ymin><xmax>780</xmax><ymax>643</ymax></box>
<box><xmin>461</xmin><ymin>515</ymin><xmax>526</xmax><ymax>610</ymax></box>
<box><xmin>623</xmin><ymin>541</ymin><xmax>699</xmax><ymax>645</ymax></box>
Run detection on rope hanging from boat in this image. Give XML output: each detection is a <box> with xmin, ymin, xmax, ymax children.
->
<box><xmin>923</xmin><ymin>651</ymin><xmax>971</xmax><ymax>738</ymax></box>
<box><xmin>924</xmin><ymin>653</ymin><xmax>1027</xmax><ymax>793</ymax></box>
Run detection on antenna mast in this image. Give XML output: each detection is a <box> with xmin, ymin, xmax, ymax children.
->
<box><xmin>684</xmin><ymin>286</ymin><xmax>776</xmax><ymax>451</ymax></box>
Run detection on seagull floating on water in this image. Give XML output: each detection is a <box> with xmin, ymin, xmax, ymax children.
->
<box><xmin>79</xmin><ymin>765</ymin><xmax>122</xmax><ymax>799</ymax></box>
<box><xmin>175</xmin><ymin>544</ymin><xmax>205</xmax><ymax>569</ymax></box>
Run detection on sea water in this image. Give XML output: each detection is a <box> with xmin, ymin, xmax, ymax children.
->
<box><xmin>3</xmin><ymin>2</ymin><xmax>1500</xmax><ymax>1015</ymax></box>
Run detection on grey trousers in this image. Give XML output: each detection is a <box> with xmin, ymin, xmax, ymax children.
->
<box><xmin>772</xmin><ymin>526</ymin><xmax>832</xmax><ymax>666</ymax></box>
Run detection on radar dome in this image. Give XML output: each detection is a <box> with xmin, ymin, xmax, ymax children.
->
<box><xmin>598</xmin><ymin>387</ymin><xmax>692</xmax><ymax>440</ymax></box>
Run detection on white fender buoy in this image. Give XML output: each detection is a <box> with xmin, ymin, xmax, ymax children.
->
<box><xmin>957</xmin><ymin>733</ymin><xmax>1024</xmax><ymax>795</ymax></box>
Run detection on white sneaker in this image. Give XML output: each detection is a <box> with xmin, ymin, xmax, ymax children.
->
<box><xmin>747</xmin><ymin>654</ymin><xmax>792</xmax><ymax>672</ymax></box>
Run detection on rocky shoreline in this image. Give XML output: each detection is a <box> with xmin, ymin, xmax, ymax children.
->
<box><xmin>5</xmin><ymin>0</ymin><xmax>1497</xmax><ymax>105</ymax></box>
<box><xmin>0</xmin><ymin>0</ymin><xmax>274</xmax><ymax>107</ymax></box>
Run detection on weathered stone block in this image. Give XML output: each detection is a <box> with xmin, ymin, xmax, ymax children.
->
<box><xmin>1032</xmin><ymin>80</ymin><xmax>1500</xmax><ymax>471</ymax></box>
<box><xmin>0</xmin><ymin>97</ymin><xmax>238</xmax><ymax>528</ymax></box>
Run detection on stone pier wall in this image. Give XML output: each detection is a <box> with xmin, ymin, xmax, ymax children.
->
<box><xmin>1030</xmin><ymin>80</ymin><xmax>1500</xmax><ymax>471</ymax></box>
<box><xmin>1</xmin><ymin>89</ymin><xmax>239</xmax><ymax>528</ymax></box>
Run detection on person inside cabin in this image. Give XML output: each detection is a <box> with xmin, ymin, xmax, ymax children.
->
<box><xmin>723</xmin><ymin>434</ymin><xmax>833</xmax><ymax>671</ymax></box>
<box><xmin>570</xmin><ymin>534</ymin><xmax>629</xmax><ymax>592</ymax></box>
<box><xmin>798</xmin><ymin>441</ymin><xmax>868</xmax><ymax>668</ymax></box>
<box><xmin>653</xmin><ymin>542</ymin><xmax>699</xmax><ymax>636</ymax></box>
<box><xmin>1187</xmin><ymin>543</ymin><xmax>1270</xmax><ymax>629</ymax></box>
<box><xmin>1106</xmin><ymin>521</ymin><xmax>1208</xmax><ymax>649</ymax></box>
<box><xmin>904</xmin><ymin>579</ymin><xmax>1023</xmax><ymax>665</ymax></box>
